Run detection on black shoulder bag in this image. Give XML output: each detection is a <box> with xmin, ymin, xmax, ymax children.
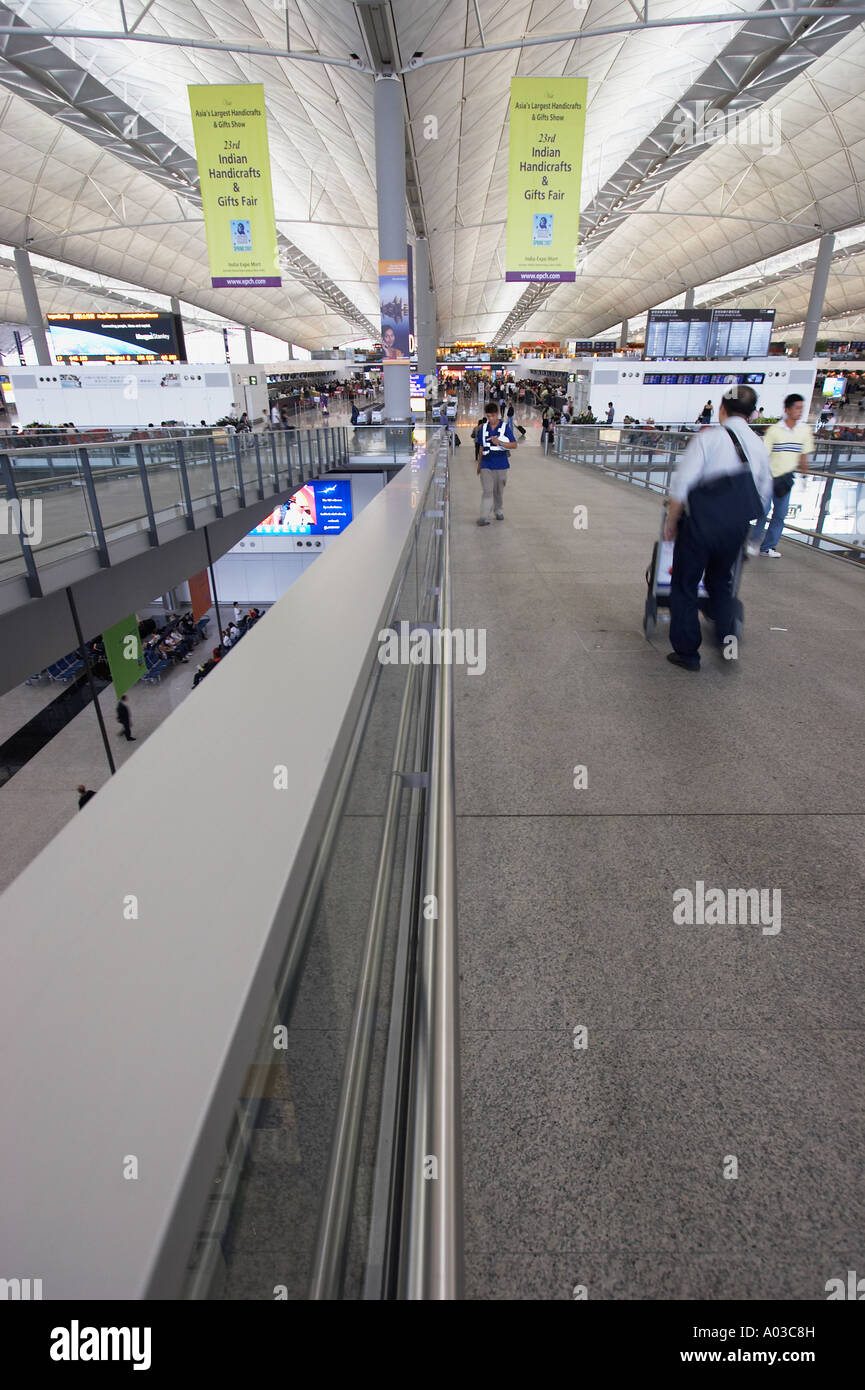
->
<box><xmin>686</xmin><ymin>427</ymin><xmax>765</xmax><ymax>541</ymax></box>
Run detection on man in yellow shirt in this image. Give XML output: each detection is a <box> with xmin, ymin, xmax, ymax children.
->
<box><xmin>747</xmin><ymin>393</ymin><xmax>814</xmax><ymax>557</ymax></box>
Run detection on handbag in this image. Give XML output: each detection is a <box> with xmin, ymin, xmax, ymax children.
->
<box><xmin>773</xmin><ymin>470</ymin><xmax>795</xmax><ymax>498</ymax></box>
<box><xmin>686</xmin><ymin>427</ymin><xmax>765</xmax><ymax>540</ymax></box>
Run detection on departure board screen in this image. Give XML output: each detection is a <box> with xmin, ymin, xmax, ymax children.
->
<box><xmin>644</xmin><ymin>308</ymin><xmax>775</xmax><ymax>361</ymax></box>
<box><xmin>708</xmin><ymin>309</ymin><xmax>775</xmax><ymax>360</ymax></box>
<box><xmin>644</xmin><ymin>310</ymin><xmax>712</xmax><ymax>360</ymax></box>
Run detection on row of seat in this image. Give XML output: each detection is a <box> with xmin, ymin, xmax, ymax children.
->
<box><xmin>142</xmin><ymin>617</ymin><xmax>211</xmax><ymax>685</ymax></box>
<box><xmin>27</xmin><ymin>651</ymin><xmax>86</xmax><ymax>684</ymax></box>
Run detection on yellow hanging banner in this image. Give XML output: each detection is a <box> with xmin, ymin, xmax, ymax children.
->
<box><xmin>506</xmin><ymin>77</ymin><xmax>587</xmax><ymax>284</ymax></box>
<box><xmin>188</xmin><ymin>83</ymin><xmax>282</xmax><ymax>288</ymax></box>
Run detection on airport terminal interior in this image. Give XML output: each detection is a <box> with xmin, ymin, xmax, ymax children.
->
<box><xmin>1</xmin><ymin>0</ymin><xmax>864</xmax><ymax>1315</ymax></box>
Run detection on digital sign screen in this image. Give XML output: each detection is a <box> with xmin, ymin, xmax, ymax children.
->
<box><xmin>410</xmin><ymin>372</ymin><xmax>426</xmax><ymax>410</ymax></box>
<box><xmin>251</xmin><ymin>480</ymin><xmax>353</xmax><ymax>536</ymax></box>
<box><xmin>641</xmin><ymin>372</ymin><xmax>765</xmax><ymax>386</ymax></box>
<box><xmin>47</xmin><ymin>311</ymin><xmax>186</xmax><ymax>364</ymax></box>
<box><xmin>707</xmin><ymin>310</ymin><xmax>775</xmax><ymax>360</ymax></box>
<box><xmin>644</xmin><ymin>310</ymin><xmax>712</xmax><ymax>360</ymax></box>
<box><xmin>644</xmin><ymin>308</ymin><xmax>775</xmax><ymax>361</ymax></box>
<box><xmin>822</xmin><ymin>375</ymin><xmax>847</xmax><ymax>399</ymax></box>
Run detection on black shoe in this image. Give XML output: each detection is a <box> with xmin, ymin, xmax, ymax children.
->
<box><xmin>667</xmin><ymin>652</ymin><xmax>700</xmax><ymax>672</ymax></box>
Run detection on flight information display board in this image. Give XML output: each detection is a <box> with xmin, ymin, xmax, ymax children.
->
<box><xmin>644</xmin><ymin>310</ymin><xmax>712</xmax><ymax>361</ymax></box>
<box><xmin>47</xmin><ymin>312</ymin><xmax>186</xmax><ymax>364</ymax></box>
<box><xmin>642</xmin><ymin>371</ymin><xmax>765</xmax><ymax>386</ymax></box>
<box><xmin>708</xmin><ymin>309</ymin><xmax>774</xmax><ymax>360</ymax></box>
<box><xmin>644</xmin><ymin>308</ymin><xmax>775</xmax><ymax>361</ymax></box>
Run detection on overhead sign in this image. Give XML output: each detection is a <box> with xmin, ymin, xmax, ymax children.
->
<box><xmin>188</xmin><ymin>83</ymin><xmax>281</xmax><ymax>289</ymax></box>
<box><xmin>644</xmin><ymin>309</ymin><xmax>776</xmax><ymax>361</ymax></box>
<box><xmin>506</xmin><ymin>77</ymin><xmax>587</xmax><ymax>283</ymax></box>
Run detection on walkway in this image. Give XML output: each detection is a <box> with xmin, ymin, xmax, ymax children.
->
<box><xmin>452</xmin><ymin>438</ymin><xmax>865</xmax><ymax>1300</ymax></box>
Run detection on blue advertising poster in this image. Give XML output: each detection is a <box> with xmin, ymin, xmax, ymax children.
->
<box><xmin>251</xmin><ymin>480</ymin><xmax>353</xmax><ymax>536</ymax></box>
<box><xmin>379</xmin><ymin>258</ymin><xmax>411</xmax><ymax>362</ymax></box>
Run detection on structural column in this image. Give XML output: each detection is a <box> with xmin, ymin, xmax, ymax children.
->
<box><xmin>170</xmin><ymin>296</ymin><xmax>189</xmax><ymax>364</ymax></box>
<box><xmin>618</xmin><ymin>318</ymin><xmax>629</xmax><ymax>349</ymax></box>
<box><xmin>799</xmin><ymin>233</ymin><xmax>834</xmax><ymax>359</ymax></box>
<box><xmin>244</xmin><ymin>326</ymin><xmax>255</xmax><ymax>363</ymax></box>
<box><xmin>414</xmin><ymin>237</ymin><xmax>436</xmax><ymax>380</ymax></box>
<box><xmin>374</xmin><ymin>74</ymin><xmax>410</xmax><ymax>421</ymax></box>
<box><xmin>14</xmin><ymin>247</ymin><xmax>51</xmax><ymax>365</ymax></box>
<box><xmin>683</xmin><ymin>287</ymin><xmax>695</xmax><ymax>310</ymax></box>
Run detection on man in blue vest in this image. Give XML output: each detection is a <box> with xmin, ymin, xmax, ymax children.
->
<box><xmin>477</xmin><ymin>401</ymin><xmax>516</xmax><ymax>525</ymax></box>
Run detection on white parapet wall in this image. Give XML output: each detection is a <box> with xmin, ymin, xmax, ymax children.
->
<box><xmin>2</xmin><ymin>362</ymin><xmax>269</xmax><ymax>430</ymax></box>
<box><xmin>520</xmin><ymin>356</ymin><xmax>817</xmax><ymax>423</ymax></box>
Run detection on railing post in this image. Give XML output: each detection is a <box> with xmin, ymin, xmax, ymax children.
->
<box><xmin>253</xmin><ymin>434</ymin><xmax>264</xmax><ymax>500</ymax></box>
<box><xmin>814</xmin><ymin>470</ymin><xmax>835</xmax><ymax>547</ymax></box>
<box><xmin>268</xmin><ymin>431</ymin><xmax>280</xmax><ymax>493</ymax></box>
<box><xmin>134</xmin><ymin>442</ymin><xmax>160</xmax><ymax>543</ymax></box>
<box><xmin>206</xmin><ymin>436</ymin><xmax>224</xmax><ymax>519</ymax></box>
<box><xmin>77</xmin><ymin>446</ymin><xmax>110</xmax><ymax>564</ymax></box>
<box><xmin>233</xmin><ymin>433</ymin><xmax>246</xmax><ymax>507</ymax></box>
<box><xmin>173</xmin><ymin>439</ymin><xmax>196</xmax><ymax>530</ymax></box>
<box><xmin>1</xmin><ymin>451</ymin><xmax>43</xmax><ymax>597</ymax></box>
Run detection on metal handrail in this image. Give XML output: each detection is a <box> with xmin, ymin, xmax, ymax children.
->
<box><xmin>402</xmin><ymin>464</ymin><xmax>462</xmax><ymax>1300</ymax></box>
<box><xmin>558</xmin><ymin>437</ymin><xmax>865</xmax><ymax>562</ymax></box>
<box><xmin>0</xmin><ymin>425</ymin><xmax>364</xmax><ymax>590</ymax></box>
<box><xmin>308</xmin><ymin>659</ymin><xmax>422</xmax><ymax>1300</ymax></box>
<box><xmin>782</xmin><ymin>523</ymin><xmax>865</xmax><ymax>555</ymax></box>
<box><xmin>308</xmin><ymin>441</ymin><xmax>460</xmax><ymax>1301</ymax></box>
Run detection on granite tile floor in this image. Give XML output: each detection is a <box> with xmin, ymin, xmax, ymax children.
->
<box><xmin>452</xmin><ymin>440</ymin><xmax>865</xmax><ymax>1301</ymax></box>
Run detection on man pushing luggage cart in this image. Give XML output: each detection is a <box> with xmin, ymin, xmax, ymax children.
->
<box><xmin>657</xmin><ymin>384</ymin><xmax>773</xmax><ymax>672</ymax></box>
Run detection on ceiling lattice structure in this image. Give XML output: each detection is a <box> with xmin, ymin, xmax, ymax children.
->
<box><xmin>0</xmin><ymin>1</ymin><xmax>863</xmax><ymax>347</ymax></box>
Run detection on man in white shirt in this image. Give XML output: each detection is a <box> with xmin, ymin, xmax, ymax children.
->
<box><xmin>747</xmin><ymin>393</ymin><xmax>813</xmax><ymax>557</ymax></box>
<box><xmin>664</xmin><ymin>384</ymin><xmax>772</xmax><ymax>671</ymax></box>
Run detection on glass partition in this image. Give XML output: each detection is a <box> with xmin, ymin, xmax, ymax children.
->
<box><xmin>180</xmin><ymin>442</ymin><xmax>445</xmax><ymax>1301</ymax></box>
<box><xmin>555</xmin><ymin>424</ymin><xmax>865</xmax><ymax>562</ymax></box>
<box><xmin>0</xmin><ymin>427</ymin><xmax>358</xmax><ymax>585</ymax></box>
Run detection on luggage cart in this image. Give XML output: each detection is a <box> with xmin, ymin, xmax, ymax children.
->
<box><xmin>643</xmin><ymin>511</ymin><xmax>745</xmax><ymax>639</ymax></box>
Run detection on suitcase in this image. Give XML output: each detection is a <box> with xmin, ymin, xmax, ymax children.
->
<box><xmin>643</xmin><ymin>511</ymin><xmax>744</xmax><ymax>639</ymax></box>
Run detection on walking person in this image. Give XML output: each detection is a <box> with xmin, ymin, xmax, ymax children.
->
<box><xmin>477</xmin><ymin>402</ymin><xmax>516</xmax><ymax>526</ymax></box>
<box><xmin>605</xmin><ymin>401</ymin><xmax>615</xmax><ymax>425</ymax></box>
<box><xmin>747</xmin><ymin>393</ymin><xmax>813</xmax><ymax>558</ymax></box>
<box><xmin>471</xmin><ymin>414</ymin><xmax>486</xmax><ymax>464</ymax></box>
<box><xmin>116</xmin><ymin>693</ymin><xmax>135</xmax><ymax>741</ymax></box>
<box><xmin>507</xmin><ymin>403</ymin><xmax>526</xmax><ymax>438</ymax></box>
<box><xmin>664</xmin><ymin>384</ymin><xmax>772</xmax><ymax>671</ymax></box>
<box><xmin>698</xmin><ymin>400</ymin><xmax>713</xmax><ymax>425</ymax></box>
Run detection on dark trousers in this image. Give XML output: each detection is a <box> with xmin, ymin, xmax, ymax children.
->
<box><xmin>669</xmin><ymin>514</ymin><xmax>745</xmax><ymax>662</ymax></box>
<box><xmin>117</xmin><ymin>710</ymin><xmax>132</xmax><ymax>740</ymax></box>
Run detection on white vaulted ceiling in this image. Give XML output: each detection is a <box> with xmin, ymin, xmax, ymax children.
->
<box><xmin>0</xmin><ymin>0</ymin><xmax>863</xmax><ymax>347</ymax></box>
